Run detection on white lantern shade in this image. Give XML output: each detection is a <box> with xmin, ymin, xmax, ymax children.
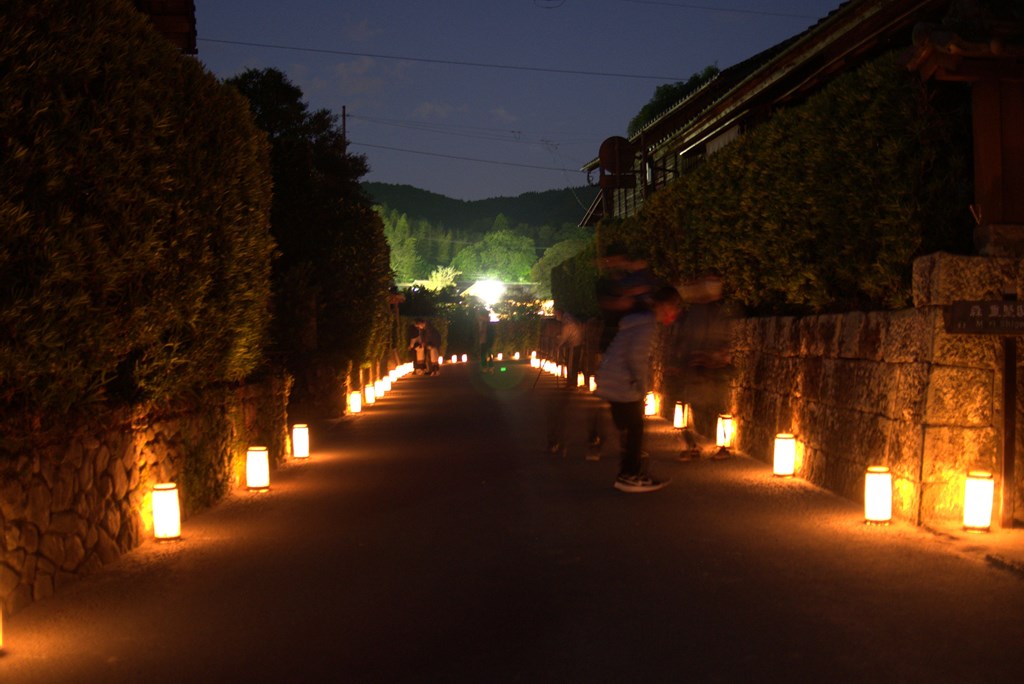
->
<box><xmin>349</xmin><ymin>390</ymin><xmax>362</xmax><ymax>414</ymax></box>
<box><xmin>246</xmin><ymin>446</ymin><xmax>270</xmax><ymax>490</ymax></box>
<box><xmin>577</xmin><ymin>372</ymin><xmax>585</xmax><ymax>388</ymax></box>
<box><xmin>496</xmin><ymin>353</ymin><xmax>503</xmax><ymax>361</ymax></box>
<box><xmin>292</xmin><ymin>424</ymin><xmax>310</xmax><ymax>459</ymax></box>
<box><xmin>716</xmin><ymin>414</ymin><xmax>735</xmax><ymax>448</ymax></box>
<box><xmin>673</xmin><ymin>402</ymin><xmax>694</xmax><ymax>430</ymax></box>
<box><xmin>963</xmin><ymin>470</ymin><xmax>995</xmax><ymax>531</ymax></box>
<box><xmin>462</xmin><ymin>354</ymin><xmax>468</xmax><ymax>363</ymax></box>
<box><xmin>864</xmin><ymin>466</ymin><xmax>892</xmax><ymax>523</ymax></box>
<box><xmin>451</xmin><ymin>354</ymin><xmax>458</xmax><ymax>363</ymax></box>
<box><xmin>589</xmin><ymin>376</ymin><xmax>597</xmax><ymax>393</ymax></box>
<box><xmin>383</xmin><ymin>376</ymin><xmax>392</xmax><ymax>392</ymax></box>
<box><xmin>374</xmin><ymin>379</ymin><xmax>384</xmax><ymax>398</ymax></box>
<box><xmin>438</xmin><ymin>356</ymin><xmax>444</xmax><ymax>366</ymax></box>
<box><xmin>513</xmin><ymin>352</ymin><xmax>521</xmax><ymax>360</ymax></box>
<box><xmin>645</xmin><ymin>392</ymin><xmax>657</xmax><ymax>416</ymax></box>
<box><xmin>773</xmin><ymin>433</ymin><xmax>796</xmax><ymax>477</ymax></box>
<box><xmin>152</xmin><ymin>483</ymin><xmax>181</xmax><ymax>540</ymax></box>
<box><xmin>364</xmin><ymin>384</ymin><xmax>376</xmax><ymax>405</ymax></box>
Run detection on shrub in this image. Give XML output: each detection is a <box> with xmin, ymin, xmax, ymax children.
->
<box><xmin>0</xmin><ymin>0</ymin><xmax>274</xmax><ymax>418</ymax></box>
<box><xmin>619</xmin><ymin>51</ymin><xmax>972</xmax><ymax>313</ymax></box>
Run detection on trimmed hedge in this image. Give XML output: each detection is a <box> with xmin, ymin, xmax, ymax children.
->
<box><xmin>0</xmin><ymin>0</ymin><xmax>274</xmax><ymax>418</ymax></box>
<box><xmin>617</xmin><ymin>51</ymin><xmax>973</xmax><ymax>313</ymax></box>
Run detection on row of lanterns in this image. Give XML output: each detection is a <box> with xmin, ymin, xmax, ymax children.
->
<box><xmin>153</xmin><ymin>360</ymin><xmax>432</xmax><ymax>542</ymax></box>
<box><xmin>664</xmin><ymin>397</ymin><xmax>997</xmax><ymax>531</ymax></box>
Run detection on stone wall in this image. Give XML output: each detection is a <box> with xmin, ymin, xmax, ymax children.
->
<box><xmin>0</xmin><ymin>373</ymin><xmax>290</xmax><ymax>616</ymax></box>
<box><xmin>736</xmin><ymin>253</ymin><xmax>1020</xmax><ymax>524</ymax></box>
<box><xmin>657</xmin><ymin>253</ymin><xmax>1021</xmax><ymax>525</ymax></box>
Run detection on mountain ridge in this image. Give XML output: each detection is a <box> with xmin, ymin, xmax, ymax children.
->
<box><xmin>362</xmin><ymin>182</ymin><xmax>598</xmax><ymax>233</ymax></box>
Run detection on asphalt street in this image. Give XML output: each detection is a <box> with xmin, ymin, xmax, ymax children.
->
<box><xmin>3</xmin><ymin>361</ymin><xmax>1024</xmax><ymax>683</ymax></box>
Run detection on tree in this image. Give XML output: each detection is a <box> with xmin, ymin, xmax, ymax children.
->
<box><xmin>451</xmin><ymin>230</ymin><xmax>536</xmax><ymax>283</ymax></box>
<box><xmin>530</xmin><ymin>237</ymin><xmax>591</xmax><ymax>298</ymax></box>
<box><xmin>628</xmin><ymin>65</ymin><xmax>719</xmax><ymax>136</ymax></box>
<box><xmin>227</xmin><ymin>69</ymin><xmax>392</xmax><ymax>409</ymax></box>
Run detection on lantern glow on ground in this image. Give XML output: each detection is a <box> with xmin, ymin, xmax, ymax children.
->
<box><xmin>963</xmin><ymin>470</ymin><xmax>995</xmax><ymax>531</ymax></box>
<box><xmin>152</xmin><ymin>483</ymin><xmax>181</xmax><ymax>540</ymax></box>
<box><xmin>864</xmin><ymin>466</ymin><xmax>892</xmax><ymax>524</ymax></box>
<box><xmin>773</xmin><ymin>433</ymin><xmax>796</xmax><ymax>477</ymax></box>
<box><xmin>246</xmin><ymin>446</ymin><xmax>270</xmax><ymax>490</ymax></box>
<box><xmin>292</xmin><ymin>424</ymin><xmax>309</xmax><ymax>459</ymax></box>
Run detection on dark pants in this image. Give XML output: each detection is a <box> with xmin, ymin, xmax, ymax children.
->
<box><xmin>609</xmin><ymin>400</ymin><xmax>644</xmax><ymax>477</ymax></box>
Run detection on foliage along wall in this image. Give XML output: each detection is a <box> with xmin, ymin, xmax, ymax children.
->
<box><xmin>0</xmin><ymin>0</ymin><xmax>275</xmax><ymax>436</ymax></box>
<box><xmin>226</xmin><ymin>68</ymin><xmax>393</xmax><ymax>417</ymax></box>
<box><xmin>616</xmin><ymin>51</ymin><xmax>974</xmax><ymax>315</ymax></box>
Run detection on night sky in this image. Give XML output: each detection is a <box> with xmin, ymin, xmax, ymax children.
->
<box><xmin>195</xmin><ymin>1</ymin><xmax>843</xmax><ymax>201</ymax></box>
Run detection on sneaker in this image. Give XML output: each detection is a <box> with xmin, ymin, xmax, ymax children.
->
<box><xmin>614</xmin><ymin>473</ymin><xmax>668</xmax><ymax>493</ymax></box>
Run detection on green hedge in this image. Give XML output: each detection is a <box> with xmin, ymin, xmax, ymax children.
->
<box><xmin>618</xmin><ymin>51</ymin><xmax>973</xmax><ymax>313</ymax></box>
<box><xmin>0</xmin><ymin>0</ymin><xmax>274</xmax><ymax>419</ymax></box>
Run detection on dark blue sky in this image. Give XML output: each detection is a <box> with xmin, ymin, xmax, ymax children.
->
<box><xmin>195</xmin><ymin>0</ymin><xmax>842</xmax><ymax>201</ymax></box>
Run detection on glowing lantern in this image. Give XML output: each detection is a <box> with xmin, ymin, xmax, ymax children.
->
<box><xmin>963</xmin><ymin>470</ymin><xmax>995</xmax><ymax>531</ymax></box>
<box><xmin>513</xmin><ymin>352</ymin><xmax>521</xmax><ymax>361</ymax></box>
<box><xmin>864</xmin><ymin>466</ymin><xmax>892</xmax><ymax>524</ymax></box>
<box><xmin>292</xmin><ymin>424</ymin><xmax>310</xmax><ymax>459</ymax></box>
<box><xmin>0</xmin><ymin>605</ymin><xmax>3</xmax><ymax>652</ymax></box>
<box><xmin>364</xmin><ymin>384</ymin><xmax>376</xmax><ymax>406</ymax></box>
<box><xmin>246</xmin><ymin>446</ymin><xmax>270</xmax><ymax>490</ymax></box>
<box><xmin>383</xmin><ymin>376</ymin><xmax>392</xmax><ymax>393</ymax></box>
<box><xmin>715</xmin><ymin>414</ymin><xmax>735</xmax><ymax>457</ymax></box>
<box><xmin>589</xmin><ymin>376</ymin><xmax>597</xmax><ymax>393</ymax></box>
<box><xmin>645</xmin><ymin>392</ymin><xmax>658</xmax><ymax>417</ymax></box>
<box><xmin>349</xmin><ymin>391</ymin><xmax>362</xmax><ymax>414</ymax></box>
<box><xmin>673</xmin><ymin>402</ymin><xmax>694</xmax><ymax>430</ymax></box>
<box><xmin>577</xmin><ymin>372</ymin><xmax>585</xmax><ymax>388</ymax></box>
<box><xmin>451</xmin><ymin>354</ymin><xmax>458</xmax><ymax>364</ymax></box>
<box><xmin>152</xmin><ymin>483</ymin><xmax>181</xmax><ymax>540</ymax></box>
<box><xmin>438</xmin><ymin>356</ymin><xmax>444</xmax><ymax>367</ymax></box>
<box><xmin>496</xmin><ymin>352</ymin><xmax>503</xmax><ymax>361</ymax></box>
<box><xmin>773</xmin><ymin>433</ymin><xmax>796</xmax><ymax>477</ymax></box>
<box><xmin>462</xmin><ymin>354</ymin><xmax>468</xmax><ymax>363</ymax></box>
<box><xmin>374</xmin><ymin>379</ymin><xmax>384</xmax><ymax>398</ymax></box>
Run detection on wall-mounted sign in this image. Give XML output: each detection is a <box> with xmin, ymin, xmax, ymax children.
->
<box><xmin>944</xmin><ymin>300</ymin><xmax>1024</xmax><ymax>335</ymax></box>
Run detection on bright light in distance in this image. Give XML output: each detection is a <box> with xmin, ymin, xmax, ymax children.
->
<box><xmin>474</xmin><ymin>279</ymin><xmax>505</xmax><ymax>307</ymax></box>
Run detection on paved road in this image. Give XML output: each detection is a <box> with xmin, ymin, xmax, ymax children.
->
<box><xmin>3</xmin><ymin>362</ymin><xmax>1024</xmax><ymax>683</ymax></box>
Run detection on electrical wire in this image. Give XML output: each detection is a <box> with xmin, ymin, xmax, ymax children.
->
<box><xmin>198</xmin><ymin>38</ymin><xmax>685</xmax><ymax>81</ymax></box>
<box><xmin>617</xmin><ymin>0</ymin><xmax>819</xmax><ymax>19</ymax></box>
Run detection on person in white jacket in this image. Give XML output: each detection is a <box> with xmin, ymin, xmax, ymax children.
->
<box><xmin>595</xmin><ymin>286</ymin><xmax>681</xmax><ymax>492</ymax></box>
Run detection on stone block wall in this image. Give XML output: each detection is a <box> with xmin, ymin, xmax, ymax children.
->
<box><xmin>0</xmin><ymin>373</ymin><xmax>290</xmax><ymax>616</ymax></box>
<box><xmin>657</xmin><ymin>253</ymin><xmax>1020</xmax><ymax>525</ymax></box>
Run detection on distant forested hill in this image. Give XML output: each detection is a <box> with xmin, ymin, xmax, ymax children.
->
<box><xmin>362</xmin><ymin>182</ymin><xmax>597</xmax><ymax>234</ymax></box>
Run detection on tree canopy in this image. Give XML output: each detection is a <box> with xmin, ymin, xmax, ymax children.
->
<box><xmin>227</xmin><ymin>68</ymin><xmax>392</xmax><ymax>395</ymax></box>
<box><xmin>628</xmin><ymin>65</ymin><xmax>720</xmax><ymax>136</ymax></box>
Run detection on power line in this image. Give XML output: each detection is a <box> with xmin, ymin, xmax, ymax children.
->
<box><xmin>350</xmin><ymin>141</ymin><xmax>584</xmax><ymax>174</ymax></box>
<box><xmin>199</xmin><ymin>38</ymin><xmax>684</xmax><ymax>81</ymax></box>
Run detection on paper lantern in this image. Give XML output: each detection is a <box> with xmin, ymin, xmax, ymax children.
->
<box><xmin>462</xmin><ymin>354</ymin><xmax>468</xmax><ymax>363</ymax></box>
<box><xmin>496</xmin><ymin>353</ymin><xmax>503</xmax><ymax>361</ymax></box>
<box><xmin>963</xmin><ymin>470</ymin><xmax>994</xmax><ymax>531</ymax></box>
<box><xmin>864</xmin><ymin>466</ymin><xmax>892</xmax><ymax>524</ymax></box>
<box><xmin>451</xmin><ymin>354</ymin><xmax>458</xmax><ymax>364</ymax></box>
<box><xmin>513</xmin><ymin>352</ymin><xmax>521</xmax><ymax>361</ymax></box>
<box><xmin>374</xmin><ymin>379</ymin><xmax>384</xmax><ymax>398</ymax></box>
<box><xmin>348</xmin><ymin>390</ymin><xmax>362</xmax><ymax>414</ymax></box>
<box><xmin>364</xmin><ymin>384</ymin><xmax>376</xmax><ymax>406</ymax></box>
<box><xmin>773</xmin><ymin>434</ymin><xmax>796</xmax><ymax>477</ymax></box>
<box><xmin>589</xmin><ymin>376</ymin><xmax>597</xmax><ymax>393</ymax></box>
<box><xmin>644</xmin><ymin>392</ymin><xmax>658</xmax><ymax>416</ymax></box>
<box><xmin>152</xmin><ymin>483</ymin><xmax>181</xmax><ymax>540</ymax></box>
<box><xmin>716</xmin><ymin>414</ymin><xmax>735</xmax><ymax>448</ymax></box>
<box><xmin>673</xmin><ymin>402</ymin><xmax>694</xmax><ymax>430</ymax></box>
<box><xmin>577</xmin><ymin>372</ymin><xmax>585</xmax><ymax>388</ymax></box>
<box><xmin>292</xmin><ymin>424</ymin><xmax>310</xmax><ymax>459</ymax></box>
<box><xmin>246</xmin><ymin>446</ymin><xmax>270</xmax><ymax>490</ymax></box>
